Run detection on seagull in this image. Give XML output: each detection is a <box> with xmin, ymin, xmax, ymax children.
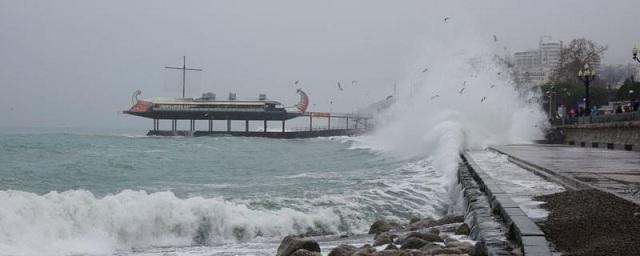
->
<box><xmin>422</xmin><ymin>67</ymin><xmax>429</xmax><ymax>73</ymax></box>
<box><xmin>337</xmin><ymin>82</ymin><xmax>343</xmax><ymax>91</ymax></box>
<box><xmin>430</xmin><ymin>94</ymin><xmax>440</xmax><ymax>100</ymax></box>
<box><xmin>480</xmin><ymin>97</ymin><xmax>487</xmax><ymax>102</ymax></box>
<box><xmin>352</xmin><ymin>80</ymin><xmax>358</xmax><ymax>86</ymax></box>
<box><xmin>444</xmin><ymin>17</ymin><xmax>450</xmax><ymax>23</ymax></box>
<box><xmin>497</xmin><ymin>72</ymin><xmax>502</xmax><ymax>75</ymax></box>
<box><xmin>490</xmin><ymin>84</ymin><xmax>496</xmax><ymax>88</ymax></box>
<box><xmin>294</xmin><ymin>80</ymin><xmax>299</xmax><ymax>85</ymax></box>
<box><xmin>459</xmin><ymin>87</ymin><xmax>465</xmax><ymax>94</ymax></box>
<box><xmin>385</xmin><ymin>95</ymin><xmax>393</xmax><ymax>100</ymax></box>
<box><xmin>493</xmin><ymin>35</ymin><xmax>498</xmax><ymax>42</ymax></box>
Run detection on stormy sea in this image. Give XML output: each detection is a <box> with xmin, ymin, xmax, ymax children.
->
<box><xmin>0</xmin><ymin>37</ymin><xmax>547</xmax><ymax>256</ymax></box>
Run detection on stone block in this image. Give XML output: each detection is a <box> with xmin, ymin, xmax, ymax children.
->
<box><xmin>509</xmin><ymin>215</ymin><xmax>545</xmax><ymax>237</ymax></box>
<box><xmin>492</xmin><ymin>194</ymin><xmax>519</xmax><ymax>209</ymax></box>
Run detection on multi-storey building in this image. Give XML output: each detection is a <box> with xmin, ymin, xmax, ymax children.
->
<box><xmin>513</xmin><ymin>36</ymin><xmax>563</xmax><ymax>87</ymax></box>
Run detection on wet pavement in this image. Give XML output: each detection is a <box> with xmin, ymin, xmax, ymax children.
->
<box><xmin>490</xmin><ymin>144</ymin><xmax>640</xmax><ymax>204</ymax></box>
<box><xmin>465</xmin><ymin>150</ymin><xmax>565</xmax><ymax>221</ymax></box>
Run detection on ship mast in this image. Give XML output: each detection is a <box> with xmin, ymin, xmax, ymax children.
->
<box><xmin>165</xmin><ymin>56</ymin><xmax>203</xmax><ymax>98</ymax></box>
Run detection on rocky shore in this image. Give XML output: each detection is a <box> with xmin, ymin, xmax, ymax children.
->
<box><xmin>275</xmin><ymin>216</ymin><xmax>477</xmax><ymax>256</ymax></box>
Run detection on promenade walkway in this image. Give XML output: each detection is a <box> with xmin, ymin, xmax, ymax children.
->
<box><xmin>490</xmin><ymin>144</ymin><xmax>640</xmax><ymax>205</ymax></box>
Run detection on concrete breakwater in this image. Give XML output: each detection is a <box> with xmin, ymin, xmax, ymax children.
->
<box><xmin>271</xmin><ymin>153</ymin><xmax>556</xmax><ymax>256</ymax></box>
<box><xmin>461</xmin><ymin>153</ymin><xmax>553</xmax><ymax>256</ymax></box>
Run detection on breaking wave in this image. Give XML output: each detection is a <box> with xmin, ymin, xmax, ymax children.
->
<box><xmin>0</xmin><ymin>154</ymin><xmax>453</xmax><ymax>256</ymax></box>
<box><xmin>352</xmin><ymin>34</ymin><xmax>547</xmax><ymax>215</ymax></box>
<box><xmin>0</xmin><ymin>190</ymin><xmax>342</xmax><ymax>256</ymax></box>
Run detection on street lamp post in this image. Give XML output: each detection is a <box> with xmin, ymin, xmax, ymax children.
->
<box><xmin>633</xmin><ymin>47</ymin><xmax>640</xmax><ymax>63</ymax></box>
<box><xmin>577</xmin><ymin>64</ymin><xmax>596</xmax><ymax>118</ymax></box>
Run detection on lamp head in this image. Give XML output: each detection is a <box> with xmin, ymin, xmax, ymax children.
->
<box><xmin>634</xmin><ymin>47</ymin><xmax>639</xmax><ymax>57</ymax></box>
<box><xmin>578</xmin><ymin>70</ymin><xmax>584</xmax><ymax>78</ymax></box>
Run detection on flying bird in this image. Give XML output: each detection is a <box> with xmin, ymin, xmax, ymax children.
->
<box><xmin>493</xmin><ymin>35</ymin><xmax>498</xmax><ymax>42</ymax></box>
<box><xmin>352</xmin><ymin>80</ymin><xmax>358</xmax><ymax>86</ymax></box>
<box><xmin>422</xmin><ymin>67</ymin><xmax>429</xmax><ymax>73</ymax></box>
<box><xmin>490</xmin><ymin>84</ymin><xmax>496</xmax><ymax>88</ymax></box>
<box><xmin>337</xmin><ymin>82</ymin><xmax>343</xmax><ymax>91</ymax></box>
<box><xmin>430</xmin><ymin>94</ymin><xmax>440</xmax><ymax>100</ymax></box>
<box><xmin>480</xmin><ymin>97</ymin><xmax>487</xmax><ymax>102</ymax></box>
<box><xmin>385</xmin><ymin>95</ymin><xmax>393</xmax><ymax>100</ymax></box>
<box><xmin>444</xmin><ymin>17</ymin><xmax>450</xmax><ymax>23</ymax></box>
<box><xmin>294</xmin><ymin>80</ymin><xmax>299</xmax><ymax>85</ymax></box>
<box><xmin>497</xmin><ymin>72</ymin><xmax>502</xmax><ymax>75</ymax></box>
<box><xmin>459</xmin><ymin>87</ymin><xmax>465</xmax><ymax>94</ymax></box>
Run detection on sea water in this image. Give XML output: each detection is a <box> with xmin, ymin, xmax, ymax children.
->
<box><xmin>1</xmin><ymin>22</ymin><xmax>549</xmax><ymax>256</ymax></box>
<box><xmin>0</xmin><ymin>131</ymin><xmax>458</xmax><ymax>255</ymax></box>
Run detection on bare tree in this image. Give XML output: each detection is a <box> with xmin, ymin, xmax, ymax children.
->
<box><xmin>600</xmin><ymin>64</ymin><xmax>633</xmax><ymax>88</ymax></box>
<box><xmin>550</xmin><ymin>38</ymin><xmax>607</xmax><ymax>84</ymax></box>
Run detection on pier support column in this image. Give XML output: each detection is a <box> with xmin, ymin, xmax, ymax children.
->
<box><xmin>328</xmin><ymin>117</ymin><xmax>331</xmax><ymax>130</ymax></box>
<box><xmin>264</xmin><ymin>120</ymin><xmax>267</xmax><ymax>133</ymax></box>
<box><xmin>309</xmin><ymin>115</ymin><xmax>313</xmax><ymax>132</ymax></box>
<box><xmin>227</xmin><ymin>120</ymin><xmax>231</xmax><ymax>132</ymax></box>
<box><xmin>364</xmin><ymin>119</ymin><xmax>368</xmax><ymax>129</ymax></box>
<box><xmin>208</xmin><ymin>120</ymin><xmax>213</xmax><ymax>132</ymax></box>
<box><xmin>282</xmin><ymin>120</ymin><xmax>285</xmax><ymax>133</ymax></box>
<box><xmin>245</xmin><ymin>120</ymin><xmax>249</xmax><ymax>132</ymax></box>
<box><xmin>346</xmin><ymin>118</ymin><xmax>349</xmax><ymax>130</ymax></box>
<box><xmin>172</xmin><ymin>120</ymin><xmax>177</xmax><ymax>132</ymax></box>
<box><xmin>190</xmin><ymin>120</ymin><xmax>195</xmax><ymax>132</ymax></box>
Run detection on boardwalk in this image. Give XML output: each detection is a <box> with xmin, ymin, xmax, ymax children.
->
<box><xmin>491</xmin><ymin>144</ymin><xmax>640</xmax><ymax>204</ymax></box>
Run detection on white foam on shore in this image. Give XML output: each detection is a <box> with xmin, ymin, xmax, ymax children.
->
<box><xmin>0</xmin><ymin>190</ymin><xmax>343</xmax><ymax>256</ymax></box>
<box><xmin>0</xmin><ymin>154</ymin><xmax>452</xmax><ymax>256</ymax></box>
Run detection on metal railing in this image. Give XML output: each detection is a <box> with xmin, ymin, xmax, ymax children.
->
<box><xmin>553</xmin><ymin>110</ymin><xmax>640</xmax><ymax>125</ymax></box>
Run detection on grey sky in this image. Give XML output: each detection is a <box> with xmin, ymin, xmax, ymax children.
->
<box><xmin>1</xmin><ymin>0</ymin><xmax>639</xmax><ymax>129</ymax></box>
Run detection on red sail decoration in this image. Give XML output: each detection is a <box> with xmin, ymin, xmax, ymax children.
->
<box><xmin>129</xmin><ymin>100</ymin><xmax>151</xmax><ymax>113</ymax></box>
<box><xmin>295</xmin><ymin>89</ymin><xmax>309</xmax><ymax>113</ymax></box>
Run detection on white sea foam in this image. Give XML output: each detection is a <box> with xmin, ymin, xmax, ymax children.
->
<box><xmin>0</xmin><ymin>190</ymin><xmax>343</xmax><ymax>256</ymax></box>
<box><xmin>352</xmin><ymin>33</ymin><xmax>547</xmax><ymax>215</ymax></box>
<box><xmin>0</xmin><ymin>153</ymin><xmax>451</xmax><ymax>256</ymax></box>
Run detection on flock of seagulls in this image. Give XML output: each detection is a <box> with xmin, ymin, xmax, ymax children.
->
<box><xmin>289</xmin><ymin>16</ymin><xmax>504</xmax><ymax>105</ymax></box>
<box><xmin>422</xmin><ymin>16</ymin><xmax>505</xmax><ymax>103</ymax></box>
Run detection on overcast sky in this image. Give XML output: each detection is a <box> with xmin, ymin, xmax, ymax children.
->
<box><xmin>1</xmin><ymin>0</ymin><xmax>639</xmax><ymax>130</ymax></box>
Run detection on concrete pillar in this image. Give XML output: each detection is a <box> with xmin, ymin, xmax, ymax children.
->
<box><xmin>245</xmin><ymin>120</ymin><xmax>249</xmax><ymax>132</ymax></box>
<box><xmin>328</xmin><ymin>117</ymin><xmax>331</xmax><ymax>130</ymax></box>
<box><xmin>364</xmin><ymin>118</ymin><xmax>368</xmax><ymax>129</ymax></box>
<box><xmin>346</xmin><ymin>118</ymin><xmax>349</xmax><ymax>130</ymax></box>
<box><xmin>208</xmin><ymin>120</ymin><xmax>213</xmax><ymax>132</ymax></box>
<box><xmin>309</xmin><ymin>115</ymin><xmax>313</xmax><ymax>132</ymax></box>
<box><xmin>282</xmin><ymin>119</ymin><xmax>285</xmax><ymax>133</ymax></box>
<box><xmin>227</xmin><ymin>120</ymin><xmax>231</xmax><ymax>132</ymax></box>
<box><xmin>264</xmin><ymin>120</ymin><xmax>267</xmax><ymax>133</ymax></box>
<box><xmin>172</xmin><ymin>120</ymin><xmax>177</xmax><ymax>132</ymax></box>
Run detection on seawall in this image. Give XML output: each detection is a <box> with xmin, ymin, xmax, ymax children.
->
<box><xmin>459</xmin><ymin>153</ymin><xmax>553</xmax><ymax>256</ymax></box>
<box><xmin>558</xmin><ymin>121</ymin><xmax>640</xmax><ymax>151</ymax></box>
